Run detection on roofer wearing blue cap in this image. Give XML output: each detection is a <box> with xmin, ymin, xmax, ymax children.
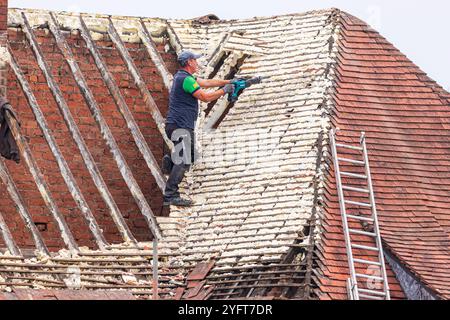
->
<box><xmin>162</xmin><ymin>50</ymin><xmax>235</xmax><ymax>207</ymax></box>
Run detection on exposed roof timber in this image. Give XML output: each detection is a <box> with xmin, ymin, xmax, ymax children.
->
<box><xmin>6</xmin><ymin>111</ymin><xmax>80</xmax><ymax>252</ymax></box>
<box><xmin>79</xmin><ymin>15</ymin><xmax>167</xmax><ymax>192</ymax></box>
<box><xmin>107</xmin><ymin>18</ymin><xmax>173</xmax><ymax>153</ymax></box>
<box><xmin>15</xmin><ymin>12</ymin><xmax>144</xmax><ymax>246</ymax></box>
<box><xmin>0</xmin><ymin>211</ymin><xmax>21</xmax><ymax>256</ymax></box>
<box><xmin>204</xmin><ymin>31</ymin><xmax>267</xmax><ymax>79</ymax></box>
<box><xmin>202</xmin><ymin>53</ymin><xmax>247</xmax><ymax>131</ymax></box>
<box><xmin>0</xmin><ymin>156</ymin><xmax>49</xmax><ymax>254</ymax></box>
<box><xmin>204</xmin><ymin>32</ymin><xmax>232</xmax><ymax>75</ymax></box>
<box><xmin>165</xmin><ymin>20</ymin><xmax>184</xmax><ymax>54</ymax></box>
<box><xmin>46</xmin><ymin>13</ymin><xmax>163</xmax><ymax>240</ymax></box>
<box><xmin>7</xmin><ymin>44</ymin><xmax>139</xmax><ymax>248</ymax></box>
<box><xmin>222</xmin><ymin>34</ymin><xmax>268</xmax><ymax>56</ymax></box>
<box><xmin>138</xmin><ymin>18</ymin><xmax>173</xmax><ymax>90</ymax></box>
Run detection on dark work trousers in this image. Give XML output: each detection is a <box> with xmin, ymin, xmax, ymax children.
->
<box><xmin>163</xmin><ymin>124</ymin><xmax>195</xmax><ymax>200</ymax></box>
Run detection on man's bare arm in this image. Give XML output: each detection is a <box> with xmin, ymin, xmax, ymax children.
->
<box><xmin>197</xmin><ymin>78</ymin><xmax>231</xmax><ymax>88</ymax></box>
<box><xmin>193</xmin><ymin>88</ymin><xmax>226</xmax><ymax>102</ymax></box>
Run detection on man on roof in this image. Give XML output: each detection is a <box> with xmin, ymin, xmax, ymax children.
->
<box><xmin>162</xmin><ymin>50</ymin><xmax>235</xmax><ymax>207</ymax></box>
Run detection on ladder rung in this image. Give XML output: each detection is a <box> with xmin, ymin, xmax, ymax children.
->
<box><xmin>358</xmin><ymin>294</ymin><xmax>384</xmax><ymax>300</ymax></box>
<box><xmin>345</xmin><ymin>200</ymin><xmax>372</xmax><ymax>208</ymax></box>
<box><xmin>342</xmin><ymin>185</ymin><xmax>369</xmax><ymax>193</ymax></box>
<box><xmin>356</xmin><ymin>273</ymin><xmax>384</xmax><ymax>281</ymax></box>
<box><xmin>341</xmin><ymin>172</ymin><xmax>367</xmax><ymax>179</ymax></box>
<box><xmin>346</xmin><ymin>214</ymin><xmax>374</xmax><ymax>222</ymax></box>
<box><xmin>338</xmin><ymin>157</ymin><xmax>365</xmax><ymax>165</ymax></box>
<box><xmin>352</xmin><ymin>244</ymin><xmax>379</xmax><ymax>252</ymax></box>
<box><xmin>354</xmin><ymin>259</ymin><xmax>381</xmax><ymax>266</ymax></box>
<box><xmin>349</xmin><ymin>229</ymin><xmax>377</xmax><ymax>237</ymax></box>
<box><xmin>336</xmin><ymin>143</ymin><xmax>363</xmax><ymax>151</ymax></box>
<box><xmin>358</xmin><ymin>288</ymin><xmax>387</xmax><ymax>297</ymax></box>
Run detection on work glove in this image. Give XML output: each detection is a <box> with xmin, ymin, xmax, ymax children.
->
<box><xmin>222</xmin><ymin>83</ymin><xmax>235</xmax><ymax>94</ymax></box>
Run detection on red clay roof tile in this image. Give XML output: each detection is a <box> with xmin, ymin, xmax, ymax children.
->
<box><xmin>317</xmin><ymin>10</ymin><xmax>450</xmax><ymax>300</ymax></box>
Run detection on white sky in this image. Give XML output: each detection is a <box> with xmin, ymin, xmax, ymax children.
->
<box><xmin>8</xmin><ymin>0</ymin><xmax>450</xmax><ymax>91</ymax></box>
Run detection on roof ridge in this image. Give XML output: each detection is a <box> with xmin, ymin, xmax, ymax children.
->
<box><xmin>8</xmin><ymin>7</ymin><xmax>339</xmax><ymax>24</ymax></box>
<box><xmin>339</xmin><ymin>10</ymin><xmax>450</xmax><ymax>103</ymax></box>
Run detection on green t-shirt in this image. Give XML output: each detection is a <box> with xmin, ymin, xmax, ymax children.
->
<box><xmin>182</xmin><ymin>75</ymin><xmax>200</xmax><ymax>94</ymax></box>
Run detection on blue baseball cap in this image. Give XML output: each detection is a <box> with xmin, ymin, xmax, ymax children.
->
<box><xmin>178</xmin><ymin>50</ymin><xmax>203</xmax><ymax>66</ymax></box>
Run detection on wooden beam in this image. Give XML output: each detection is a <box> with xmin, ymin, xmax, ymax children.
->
<box><xmin>47</xmin><ymin>13</ymin><xmax>162</xmax><ymax>240</ymax></box>
<box><xmin>165</xmin><ymin>20</ymin><xmax>184</xmax><ymax>54</ymax></box>
<box><xmin>7</xmin><ymin>47</ymin><xmax>113</xmax><ymax>250</ymax></box>
<box><xmin>4</xmin><ymin>112</ymin><xmax>78</xmax><ymax>252</ymax></box>
<box><xmin>107</xmin><ymin>18</ymin><xmax>173</xmax><ymax>151</ymax></box>
<box><xmin>204</xmin><ymin>32</ymin><xmax>232</xmax><ymax>78</ymax></box>
<box><xmin>19</xmin><ymin>12</ymin><xmax>138</xmax><ymax>247</ymax></box>
<box><xmin>202</xmin><ymin>53</ymin><xmax>247</xmax><ymax>131</ymax></box>
<box><xmin>79</xmin><ymin>16</ymin><xmax>166</xmax><ymax>192</ymax></box>
<box><xmin>0</xmin><ymin>210</ymin><xmax>21</xmax><ymax>256</ymax></box>
<box><xmin>0</xmin><ymin>157</ymin><xmax>49</xmax><ymax>254</ymax></box>
<box><xmin>138</xmin><ymin>18</ymin><xmax>173</xmax><ymax>90</ymax></box>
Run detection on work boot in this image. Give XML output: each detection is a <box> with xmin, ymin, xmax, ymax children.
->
<box><xmin>161</xmin><ymin>154</ymin><xmax>173</xmax><ymax>175</ymax></box>
<box><xmin>163</xmin><ymin>196</ymin><xmax>193</xmax><ymax>207</ymax></box>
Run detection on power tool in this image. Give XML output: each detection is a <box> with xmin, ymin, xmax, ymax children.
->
<box><xmin>228</xmin><ymin>76</ymin><xmax>265</xmax><ymax>102</ymax></box>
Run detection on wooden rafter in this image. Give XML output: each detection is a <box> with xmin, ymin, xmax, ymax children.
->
<box><xmin>47</xmin><ymin>13</ymin><xmax>162</xmax><ymax>240</ymax></box>
<box><xmin>79</xmin><ymin>15</ymin><xmax>166</xmax><ymax>192</ymax></box>
<box><xmin>138</xmin><ymin>18</ymin><xmax>173</xmax><ymax>90</ymax></box>
<box><xmin>107</xmin><ymin>18</ymin><xmax>173</xmax><ymax>151</ymax></box>
<box><xmin>19</xmin><ymin>12</ymin><xmax>140</xmax><ymax>248</ymax></box>
<box><xmin>8</xmin><ymin>48</ymin><xmax>108</xmax><ymax>249</ymax></box>
<box><xmin>4</xmin><ymin>111</ymin><xmax>79</xmax><ymax>252</ymax></box>
<box><xmin>0</xmin><ymin>210</ymin><xmax>21</xmax><ymax>256</ymax></box>
<box><xmin>0</xmin><ymin>157</ymin><xmax>49</xmax><ymax>254</ymax></box>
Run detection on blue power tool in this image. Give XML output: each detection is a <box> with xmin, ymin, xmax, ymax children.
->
<box><xmin>228</xmin><ymin>76</ymin><xmax>265</xmax><ymax>102</ymax></box>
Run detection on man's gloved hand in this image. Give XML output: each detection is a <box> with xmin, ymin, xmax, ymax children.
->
<box><xmin>222</xmin><ymin>83</ymin><xmax>235</xmax><ymax>94</ymax></box>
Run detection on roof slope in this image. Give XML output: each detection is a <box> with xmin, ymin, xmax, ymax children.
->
<box><xmin>169</xmin><ymin>9</ymin><xmax>334</xmax><ymax>266</ymax></box>
<box><xmin>160</xmin><ymin>9</ymin><xmax>407</xmax><ymax>299</ymax></box>
<box><xmin>317</xmin><ymin>12</ymin><xmax>450</xmax><ymax>299</ymax></box>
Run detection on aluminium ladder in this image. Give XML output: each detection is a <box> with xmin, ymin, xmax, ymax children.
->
<box><xmin>329</xmin><ymin>129</ymin><xmax>390</xmax><ymax>300</ymax></box>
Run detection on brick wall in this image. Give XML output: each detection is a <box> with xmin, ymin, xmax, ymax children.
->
<box><xmin>0</xmin><ymin>0</ymin><xmax>8</xmax><ymax>97</ymax></box>
<box><xmin>0</xmin><ymin>0</ymin><xmax>6</xmax><ymax>35</ymax></box>
<box><xmin>2</xmin><ymin>22</ymin><xmax>177</xmax><ymax>251</ymax></box>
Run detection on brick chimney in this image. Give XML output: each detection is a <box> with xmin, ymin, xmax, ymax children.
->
<box><xmin>0</xmin><ymin>0</ymin><xmax>7</xmax><ymax>96</ymax></box>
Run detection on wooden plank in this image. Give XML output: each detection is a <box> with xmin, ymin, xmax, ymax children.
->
<box><xmin>204</xmin><ymin>32</ymin><xmax>231</xmax><ymax>77</ymax></box>
<box><xmin>0</xmin><ymin>211</ymin><xmax>21</xmax><ymax>256</ymax></box>
<box><xmin>19</xmin><ymin>12</ymin><xmax>138</xmax><ymax>246</ymax></box>
<box><xmin>79</xmin><ymin>16</ymin><xmax>166</xmax><ymax>192</ymax></box>
<box><xmin>165</xmin><ymin>20</ymin><xmax>184</xmax><ymax>54</ymax></box>
<box><xmin>186</xmin><ymin>261</ymin><xmax>215</xmax><ymax>281</ymax></box>
<box><xmin>0</xmin><ymin>268</ymin><xmax>178</xmax><ymax>277</ymax></box>
<box><xmin>48</xmin><ymin>13</ymin><xmax>162</xmax><ymax>240</ymax></box>
<box><xmin>138</xmin><ymin>18</ymin><xmax>173</xmax><ymax>90</ymax></box>
<box><xmin>108</xmin><ymin>18</ymin><xmax>173</xmax><ymax>151</ymax></box>
<box><xmin>4</xmin><ymin>112</ymin><xmax>78</xmax><ymax>252</ymax></box>
<box><xmin>7</xmin><ymin>45</ymin><xmax>116</xmax><ymax>250</ymax></box>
